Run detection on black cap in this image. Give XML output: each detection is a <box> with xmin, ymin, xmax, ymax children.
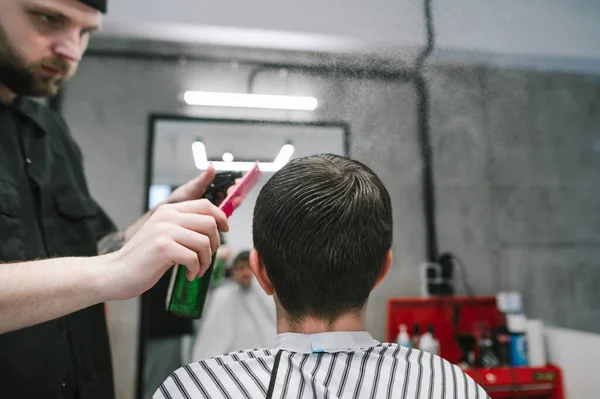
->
<box><xmin>79</xmin><ymin>0</ymin><xmax>107</xmax><ymax>13</ymax></box>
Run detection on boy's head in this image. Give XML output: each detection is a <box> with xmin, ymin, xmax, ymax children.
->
<box><xmin>251</xmin><ymin>154</ymin><xmax>393</xmax><ymax>326</ymax></box>
<box><xmin>229</xmin><ymin>250</ymin><xmax>253</xmax><ymax>288</ymax></box>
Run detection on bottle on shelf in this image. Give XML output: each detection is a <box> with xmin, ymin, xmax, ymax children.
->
<box><xmin>493</xmin><ymin>326</ymin><xmax>511</xmax><ymax>367</ymax></box>
<box><xmin>507</xmin><ymin>314</ymin><xmax>529</xmax><ymax>367</ymax></box>
<box><xmin>396</xmin><ymin>324</ymin><xmax>412</xmax><ymax>348</ymax></box>
<box><xmin>479</xmin><ymin>327</ymin><xmax>501</xmax><ymax>368</ymax></box>
<box><xmin>420</xmin><ymin>324</ymin><xmax>440</xmax><ymax>355</ymax></box>
<box><xmin>456</xmin><ymin>334</ymin><xmax>476</xmax><ymax>369</ymax></box>
<box><xmin>411</xmin><ymin>324</ymin><xmax>421</xmax><ymax>350</ymax></box>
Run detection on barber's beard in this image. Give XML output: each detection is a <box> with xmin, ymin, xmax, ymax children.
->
<box><xmin>0</xmin><ymin>24</ymin><xmax>70</xmax><ymax>97</ymax></box>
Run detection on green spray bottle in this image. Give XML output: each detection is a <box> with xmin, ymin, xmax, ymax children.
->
<box><xmin>165</xmin><ymin>171</ymin><xmax>242</xmax><ymax>318</ymax></box>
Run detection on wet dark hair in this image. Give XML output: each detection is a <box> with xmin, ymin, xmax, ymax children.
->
<box><xmin>253</xmin><ymin>154</ymin><xmax>393</xmax><ymax>324</ymax></box>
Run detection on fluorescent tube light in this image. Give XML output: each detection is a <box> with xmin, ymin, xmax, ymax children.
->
<box><xmin>192</xmin><ymin>141</ymin><xmax>208</xmax><ymax>169</ymax></box>
<box><xmin>192</xmin><ymin>141</ymin><xmax>295</xmax><ymax>172</ymax></box>
<box><xmin>273</xmin><ymin>144</ymin><xmax>295</xmax><ymax>167</ymax></box>
<box><xmin>184</xmin><ymin>91</ymin><xmax>318</xmax><ymax>111</ymax></box>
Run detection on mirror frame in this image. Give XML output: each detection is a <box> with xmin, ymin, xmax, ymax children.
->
<box><xmin>136</xmin><ymin>114</ymin><xmax>351</xmax><ymax>399</ymax></box>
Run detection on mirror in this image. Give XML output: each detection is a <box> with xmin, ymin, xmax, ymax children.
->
<box><xmin>137</xmin><ymin>115</ymin><xmax>348</xmax><ymax>399</ymax></box>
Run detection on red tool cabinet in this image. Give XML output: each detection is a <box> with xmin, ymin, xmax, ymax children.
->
<box><xmin>386</xmin><ymin>296</ymin><xmax>564</xmax><ymax>399</ymax></box>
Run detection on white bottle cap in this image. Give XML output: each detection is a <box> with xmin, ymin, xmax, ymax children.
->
<box><xmin>497</xmin><ymin>291</ymin><xmax>523</xmax><ymax>313</ymax></box>
<box><xmin>507</xmin><ymin>313</ymin><xmax>528</xmax><ymax>333</ymax></box>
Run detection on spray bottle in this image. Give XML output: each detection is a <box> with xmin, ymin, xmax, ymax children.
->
<box><xmin>396</xmin><ymin>324</ymin><xmax>412</xmax><ymax>348</ymax></box>
<box><xmin>165</xmin><ymin>171</ymin><xmax>242</xmax><ymax>318</ymax></box>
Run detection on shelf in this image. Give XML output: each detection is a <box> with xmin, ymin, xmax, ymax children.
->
<box><xmin>465</xmin><ymin>365</ymin><xmax>564</xmax><ymax>398</ymax></box>
<box><xmin>387</xmin><ymin>297</ymin><xmax>565</xmax><ymax>399</ymax></box>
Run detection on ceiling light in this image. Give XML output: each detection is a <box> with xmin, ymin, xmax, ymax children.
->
<box><xmin>273</xmin><ymin>144</ymin><xmax>295</xmax><ymax>167</ymax></box>
<box><xmin>192</xmin><ymin>141</ymin><xmax>208</xmax><ymax>169</ymax></box>
<box><xmin>184</xmin><ymin>91</ymin><xmax>318</xmax><ymax>111</ymax></box>
<box><xmin>192</xmin><ymin>141</ymin><xmax>295</xmax><ymax>172</ymax></box>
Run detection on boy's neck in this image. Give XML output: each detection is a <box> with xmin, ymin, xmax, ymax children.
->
<box><xmin>276</xmin><ymin>304</ymin><xmax>366</xmax><ymax>335</ymax></box>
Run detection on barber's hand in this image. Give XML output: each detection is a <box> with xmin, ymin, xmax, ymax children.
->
<box><xmin>123</xmin><ymin>164</ymin><xmax>239</xmax><ymax>242</ymax></box>
<box><xmin>101</xmin><ymin>199</ymin><xmax>229</xmax><ymax>301</ymax></box>
<box><xmin>168</xmin><ymin>164</ymin><xmax>240</xmax><ymax>203</ymax></box>
<box><xmin>165</xmin><ymin>164</ymin><xmax>216</xmax><ymax>205</ymax></box>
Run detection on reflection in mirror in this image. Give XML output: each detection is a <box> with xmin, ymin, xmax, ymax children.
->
<box><xmin>138</xmin><ymin>116</ymin><xmax>348</xmax><ymax>399</ymax></box>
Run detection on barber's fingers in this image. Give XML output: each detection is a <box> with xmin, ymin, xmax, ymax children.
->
<box><xmin>167</xmin><ymin>225</ymin><xmax>213</xmax><ymax>278</ymax></box>
<box><xmin>165</xmin><ymin>242</ymin><xmax>201</xmax><ymax>281</ymax></box>
<box><xmin>154</xmin><ymin>199</ymin><xmax>229</xmax><ymax>233</ymax></box>
<box><xmin>169</xmin><ymin>164</ymin><xmax>216</xmax><ymax>203</ymax></box>
<box><xmin>163</xmin><ymin>212</ymin><xmax>221</xmax><ymax>253</ymax></box>
<box><xmin>165</xmin><ymin>164</ymin><xmax>216</xmax><ymax>204</ymax></box>
<box><xmin>188</xmin><ymin>164</ymin><xmax>216</xmax><ymax>196</ymax></box>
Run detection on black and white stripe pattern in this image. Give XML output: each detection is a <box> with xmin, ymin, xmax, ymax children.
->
<box><xmin>154</xmin><ymin>345</ymin><xmax>490</xmax><ymax>399</ymax></box>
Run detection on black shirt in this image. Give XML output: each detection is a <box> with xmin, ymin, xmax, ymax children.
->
<box><xmin>145</xmin><ymin>268</ymin><xmax>195</xmax><ymax>338</ymax></box>
<box><xmin>0</xmin><ymin>97</ymin><xmax>116</xmax><ymax>399</ymax></box>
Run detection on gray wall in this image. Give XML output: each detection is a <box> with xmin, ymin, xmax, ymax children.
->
<box><xmin>428</xmin><ymin>66</ymin><xmax>600</xmax><ymax>331</ymax></box>
<box><xmin>62</xmin><ymin>54</ymin><xmax>600</xmax><ymax>399</ymax></box>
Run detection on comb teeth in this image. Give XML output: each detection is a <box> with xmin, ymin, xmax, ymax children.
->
<box><xmin>219</xmin><ymin>162</ymin><xmax>261</xmax><ymax>218</ymax></box>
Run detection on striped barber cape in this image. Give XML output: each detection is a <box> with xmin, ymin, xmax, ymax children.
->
<box><xmin>155</xmin><ymin>331</ymin><xmax>490</xmax><ymax>399</ymax></box>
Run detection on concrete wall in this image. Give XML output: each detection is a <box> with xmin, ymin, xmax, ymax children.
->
<box><xmin>428</xmin><ymin>65</ymin><xmax>600</xmax><ymax>330</ymax></box>
<box><xmin>99</xmin><ymin>0</ymin><xmax>600</xmax><ymax>68</ymax></box>
<box><xmin>61</xmin><ymin>54</ymin><xmax>600</xmax><ymax>399</ymax></box>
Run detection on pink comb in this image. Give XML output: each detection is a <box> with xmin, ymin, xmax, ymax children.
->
<box><xmin>219</xmin><ymin>161</ymin><xmax>261</xmax><ymax>218</ymax></box>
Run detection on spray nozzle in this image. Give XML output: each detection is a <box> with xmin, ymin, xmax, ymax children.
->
<box><xmin>203</xmin><ymin>171</ymin><xmax>243</xmax><ymax>206</ymax></box>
